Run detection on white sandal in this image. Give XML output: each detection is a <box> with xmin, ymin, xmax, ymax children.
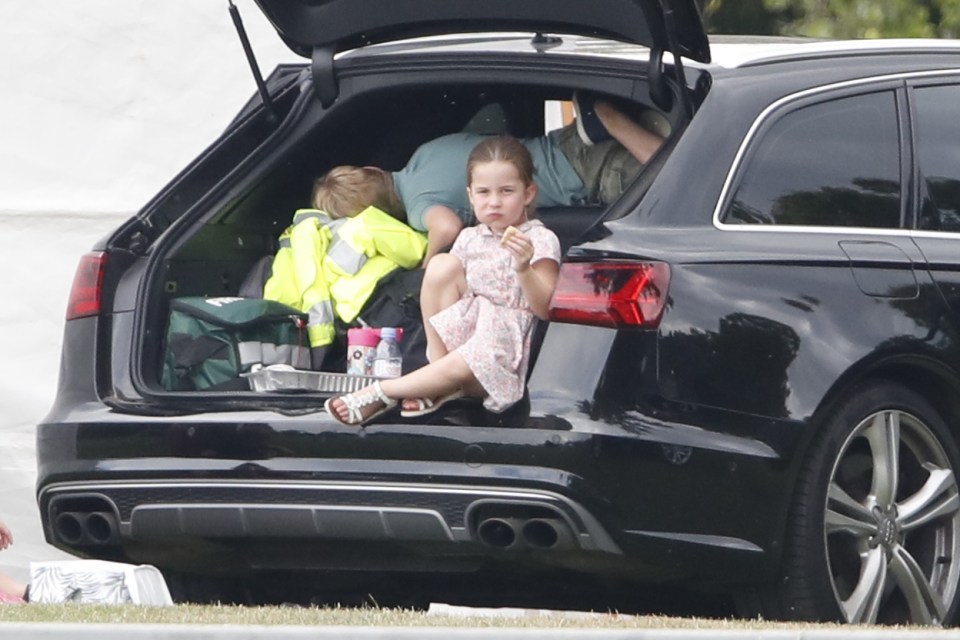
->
<box><xmin>324</xmin><ymin>381</ymin><xmax>397</xmax><ymax>426</ymax></box>
<box><xmin>400</xmin><ymin>389</ymin><xmax>465</xmax><ymax>418</ymax></box>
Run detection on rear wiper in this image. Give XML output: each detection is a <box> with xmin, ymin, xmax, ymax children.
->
<box><xmin>228</xmin><ymin>0</ymin><xmax>278</xmax><ymax>126</ymax></box>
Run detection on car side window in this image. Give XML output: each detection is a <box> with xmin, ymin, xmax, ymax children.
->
<box><xmin>725</xmin><ymin>91</ymin><xmax>901</xmax><ymax>228</ymax></box>
<box><xmin>913</xmin><ymin>84</ymin><xmax>960</xmax><ymax>232</ymax></box>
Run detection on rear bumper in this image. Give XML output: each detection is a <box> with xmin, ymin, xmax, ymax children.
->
<box><xmin>36</xmin><ymin>403</ymin><xmax>796</xmax><ymax>585</ymax></box>
<box><xmin>39</xmin><ymin>478</ymin><xmax>620</xmax><ymax>554</ymax></box>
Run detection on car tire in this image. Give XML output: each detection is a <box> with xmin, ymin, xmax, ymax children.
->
<box><xmin>747</xmin><ymin>381</ymin><xmax>960</xmax><ymax>625</ymax></box>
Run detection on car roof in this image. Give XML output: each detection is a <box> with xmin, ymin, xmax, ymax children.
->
<box><xmin>706</xmin><ymin>36</ymin><xmax>960</xmax><ymax>69</ymax></box>
<box><xmin>556</xmin><ymin>35</ymin><xmax>960</xmax><ymax>71</ymax></box>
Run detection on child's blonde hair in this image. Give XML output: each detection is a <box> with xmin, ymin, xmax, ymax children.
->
<box><xmin>466</xmin><ymin>136</ymin><xmax>537</xmax><ymax>216</ymax></box>
<box><xmin>312</xmin><ymin>166</ymin><xmax>405</xmax><ymax>221</ymax></box>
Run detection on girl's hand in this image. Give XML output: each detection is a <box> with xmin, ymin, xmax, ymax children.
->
<box><xmin>501</xmin><ymin>228</ymin><xmax>534</xmax><ymax>272</ymax></box>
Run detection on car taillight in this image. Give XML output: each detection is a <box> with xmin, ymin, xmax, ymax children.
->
<box><xmin>66</xmin><ymin>252</ymin><xmax>107</xmax><ymax>320</ymax></box>
<box><xmin>549</xmin><ymin>261</ymin><xmax>670</xmax><ymax>328</ymax></box>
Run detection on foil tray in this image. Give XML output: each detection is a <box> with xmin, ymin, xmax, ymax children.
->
<box><xmin>242</xmin><ymin>366</ymin><xmax>380</xmax><ymax>393</ymax></box>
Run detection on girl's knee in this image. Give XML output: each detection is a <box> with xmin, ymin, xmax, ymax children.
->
<box><xmin>423</xmin><ymin>253</ymin><xmax>463</xmax><ymax>285</ymax></box>
<box><xmin>432</xmin><ymin>351</ymin><xmax>474</xmax><ymax>384</ymax></box>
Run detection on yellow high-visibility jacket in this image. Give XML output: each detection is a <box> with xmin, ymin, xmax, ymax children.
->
<box><xmin>263</xmin><ymin>206</ymin><xmax>427</xmax><ymax>348</ymax></box>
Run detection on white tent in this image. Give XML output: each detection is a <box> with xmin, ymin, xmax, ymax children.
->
<box><xmin>0</xmin><ymin>0</ymin><xmax>298</xmax><ymax>583</ymax></box>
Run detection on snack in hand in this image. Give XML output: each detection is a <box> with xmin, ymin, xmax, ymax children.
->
<box><xmin>500</xmin><ymin>225</ymin><xmax>519</xmax><ymax>247</ymax></box>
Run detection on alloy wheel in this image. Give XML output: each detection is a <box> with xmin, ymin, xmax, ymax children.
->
<box><xmin>824</xmin><ymin>408</ymin><xmax>960</xmax><ymax>624</ymax></box>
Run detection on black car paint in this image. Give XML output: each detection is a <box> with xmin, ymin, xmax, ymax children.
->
<box><xmin>35</xmin><ymin>33</ymin><xmax>960</xmax><ymax>617</ymax></box>
<box><xmin>37</xmin><ymin>415</ymin><xmax>790</xmax><ymax>586</ymax></box>
<box><xmin>253</xmin><ymin>0</ymin><xmax>711</xmax><ymax>62</ymax></box>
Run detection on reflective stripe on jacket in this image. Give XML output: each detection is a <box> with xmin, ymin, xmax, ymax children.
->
<box><xmin>263</xmin><ymin>206</ymin><xmax>427</xmax><ymax>348</ymax></box>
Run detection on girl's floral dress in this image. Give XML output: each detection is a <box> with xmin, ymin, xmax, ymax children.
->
<box><xmin>429</xmin><ymin>219</ymin><xmax>560</xmax><ymax>411</ymax></box>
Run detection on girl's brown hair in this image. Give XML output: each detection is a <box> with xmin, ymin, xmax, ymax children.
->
<box><xmin>466</xmin><ymin>136</ymin><xmax>537</xmax><ymax>216</ymax></box>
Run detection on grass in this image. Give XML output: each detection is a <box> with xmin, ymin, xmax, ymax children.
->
<box><xmin>0</xmin><ymin>603</ymin><xmax>932</xmax><ymax>630</ymax></box>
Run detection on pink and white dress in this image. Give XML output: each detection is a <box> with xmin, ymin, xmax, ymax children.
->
<box><xmin>429</xmin><ymin>219</ymin><xmax>561</xmax><ymax>412</ymax></box>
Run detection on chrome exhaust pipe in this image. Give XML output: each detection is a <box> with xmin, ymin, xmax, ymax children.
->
<box><xmin>53</xmin><ymin>511</ymin><xmax>119</xmax><ymax>546</ymax></box>
<box><xmin>54</xmin><ymin>512</ymin><xmax>85</xmax><ymax>545</ymax></box>
<box><xmin>476</xmin><ymin>517</ymin><xmax>521</xmax><ymax>549</ymax></box>
<box><xmin>521</xmin><ymin>518</ymin><xmax>559</xmax><ymax>549</ymax></box>
<box><xmin>84</xmin><ymin>511</ymin><xmax>119</xmax><ymax>545</ymax></box>
<box><xmin>521</xmin><ymin>518</ymin><xmax>575</xmax><ymax>550</ymax></box>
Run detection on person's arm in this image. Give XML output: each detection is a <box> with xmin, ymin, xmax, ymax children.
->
<box><xmin>0</xmin><ymin>520</ymin><xmax>13</xmax><ymax>550</ymax></box>
<box><xmin>517</xmin><ymin>258</ymin><xmax>560</xmax><ymax>320</ymax></box>
<box><xmin>0</xmin><ymin>520</ymin><xmax>26</xmax><ymax>600</ymax></box>
<box><xmin>0</xmin><ymin>572</ymin><xmax>25</xmax><ymax>600</ymax></box>
<box><xmin>422</xmin><ymin>205</ymin><xmax>465</xmax><ymax>266</ymax></box>
<box><xmin>502</xmin><ymin>230</ymin><xmax>560</xmax><ymax>320</ymax></box>
<box><xmin>595</xmin><ymin>100</ymin><xmax>664</xmax><ymax>164</ymax></box>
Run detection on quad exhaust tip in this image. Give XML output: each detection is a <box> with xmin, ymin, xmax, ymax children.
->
<box><xmin>54</xmin><ymin>511</ymin><xmax>119</xmax><ymax>546</ymax></box>
<box><xmin>476</xmin><ymin>515</ymin><xmax>575</xmax><ymax>551</ymax></box>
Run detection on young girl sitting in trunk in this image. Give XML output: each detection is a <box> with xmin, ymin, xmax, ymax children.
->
<box><xmin>325</xmin><ymin>135</ymin><xmax>561</xmax><ymax>425</ymax></box>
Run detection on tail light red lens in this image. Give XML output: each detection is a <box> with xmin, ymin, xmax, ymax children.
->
<box><xmin>549</xmin><ymin>261</ymin><xmax>670</xmax><ymax>328</ymax></box>
<box><xmin>66</xmin><ymin>252</ymin><xmax>107</xmax><ymax>320</ymax></box>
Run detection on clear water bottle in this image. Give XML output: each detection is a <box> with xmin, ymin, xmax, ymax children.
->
<box><xmin>372</xmin><ymin>327</ymin><xmax>402</xmax><ymax>378</ymax></box>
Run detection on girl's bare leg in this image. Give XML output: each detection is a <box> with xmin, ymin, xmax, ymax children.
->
<box><xmin>419</xmin><ymin>253</ymin><xmax>466</xmax><ymax>363</ymax></box>
<box><xmin>327</xmin><ymin>352</ymin><xmax>482</xmax><ymax>423</ymax></box>
<box><xmin>380</xmin><ymin>351</ymin><xmax>479</xmax><ymax>400</ymax></box>
<box><xmin>327</xmin><ymin>255</ymin><xmax>474</xmax><ymax>424</ymax></box>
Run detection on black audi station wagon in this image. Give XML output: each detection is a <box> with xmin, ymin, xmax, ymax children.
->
<box><xmin>36</xmin><ymin>0</ymin><xmax>960</xmax><ymax>625</ymax></box>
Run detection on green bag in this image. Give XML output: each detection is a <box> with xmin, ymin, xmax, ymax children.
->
<box><xmin>161</xmin><ymin>297</ymin><xmax>309</xmax><ymax>391</ymax></box>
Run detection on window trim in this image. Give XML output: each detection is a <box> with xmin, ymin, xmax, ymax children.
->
<box><xmin>713</xmin><ymin>69</ymin><xmax>960</xmax><ymax>235</ymax></box>
<box><xmin>906</xmin><ymin>75</ymin><xmax>960</xmax><ymax>234</ymax></box>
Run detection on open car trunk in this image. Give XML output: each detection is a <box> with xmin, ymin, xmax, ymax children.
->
<box><xmin>119</xmin><ymin>45</ymin><xmax>685</xmax><ymax>418</ymax></box>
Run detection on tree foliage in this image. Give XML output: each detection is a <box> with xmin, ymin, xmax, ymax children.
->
<box><xmin>703</xmin><ymin>0</ymin><xmax>960</xmax><ymax>38</ymax></box>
